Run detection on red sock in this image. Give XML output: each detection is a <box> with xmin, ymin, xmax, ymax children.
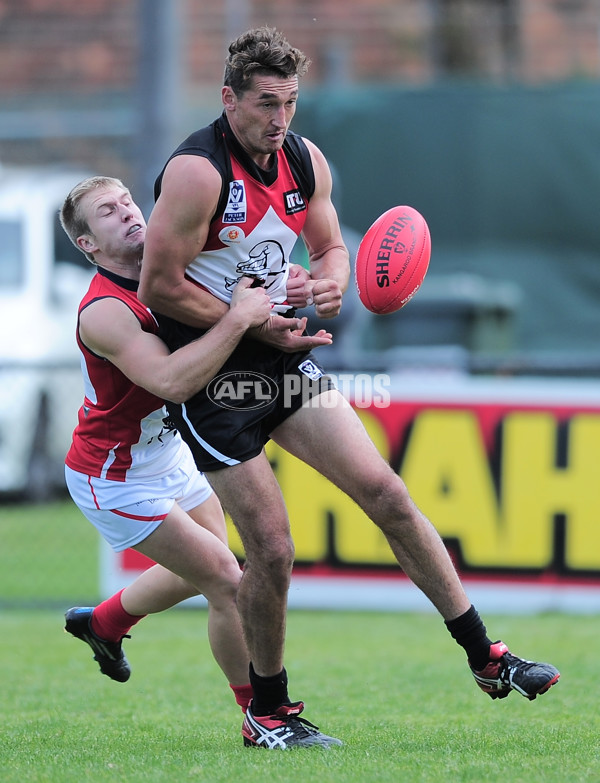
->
<box><xmin>91</xmin><ymin>588</ymin><xmax>146</xmax><ymax>642</ymax></box>
<box><xmin>230</xmin><ymin>683</ymin><xmax>253</xmax><ymax>713</ymax></box>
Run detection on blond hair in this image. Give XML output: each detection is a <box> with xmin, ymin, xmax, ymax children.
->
<box><xmin>59</xmin><ymin>175</ymin><xmax>127</xmax><ymax>264</ymax></box>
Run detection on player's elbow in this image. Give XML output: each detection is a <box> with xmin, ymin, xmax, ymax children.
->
<box><xmin>159</xmin><ymin>379</ymin><xmax>189</xmax><ymax>405</ymax></box>
<box><xmin>163</xmin><ymin>389</ymin><xmax>188</xmax><ymax>405</ymax></box>
<box><xmin>161</xmin><ymin>374</ymin><xmax>210</xmax><ymax>405</ymax></box>
<box><xmin>137</xmin><ymin>274</ymin><xmax>159</xmax><ymax>309</ymax></box>
<box><xmin>138</xmin><ymin>251</ymin><xmax>168</xmax><ymax>308</ymax></box>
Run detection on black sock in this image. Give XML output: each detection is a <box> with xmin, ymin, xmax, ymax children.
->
<box><xmin>444</xmin><ymin>605</ymin><xmax>492</xmax><ymax>670</ymax></box>
<box><xmin>248</xmin><ymin>663</ymin><xmax>290</xmax><ymax>716</ymax></box>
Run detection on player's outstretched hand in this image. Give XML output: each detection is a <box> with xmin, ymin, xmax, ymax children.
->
<box><xmin>249</xmin><ymin>314</ymin><xmax>333</xmax><ymax>352</ymax></box>
<box><xmin>229</xmin><ymin>276</ymin><xmax>272</xmax><ymax>329</ymax></box>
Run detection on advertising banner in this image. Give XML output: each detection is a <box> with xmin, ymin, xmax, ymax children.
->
<box><xmin>101</xmin><ymin>375</ymin><xmax>600</xmax><ymax>613</ymax></box>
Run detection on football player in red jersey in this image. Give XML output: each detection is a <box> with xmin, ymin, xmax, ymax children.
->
<box><xmin>60</xmin><ymin>175</ymin><xmax>271</xmax><ymax>717</ymax></box>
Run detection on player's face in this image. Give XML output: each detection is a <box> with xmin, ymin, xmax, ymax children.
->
<box><xmin>223</xmin><ymin>75</ymin><xmax>299</xmax><ymax>166</ymax></box>
<box><xmin>79</xmin><ymin>186</ymin><xmax>146</xmax><ymax>262</ymax></box>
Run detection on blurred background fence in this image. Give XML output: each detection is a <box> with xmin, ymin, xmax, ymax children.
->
<box><xmin>3</xmin><ymin>0</ymin><xmax>600</xmax><ymax>609</ymax></box>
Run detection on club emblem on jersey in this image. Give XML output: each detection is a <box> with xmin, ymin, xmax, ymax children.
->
<box><xmin>283</xmin><ymin>188</ymin><xmax>306</xmax><ymax>215</ymax></box>
<box><xmin>224</xmin><ymin>240</ymin><xmax>286</xmax><ymax>293</ymax></box>
<box><xmin>223</xmin><ymin>179</ymin><xmax>247</xmax><ymax>223</ymax></box>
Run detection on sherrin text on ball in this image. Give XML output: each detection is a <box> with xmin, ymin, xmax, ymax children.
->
<box><xmin>355</xmin><ymin>205</ymin><xmax>431</xmax><ymax>315</ymax></box>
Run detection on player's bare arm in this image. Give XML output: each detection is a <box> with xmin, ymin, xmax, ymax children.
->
<box><xmin>139</xmin><ymin>155</ymin><xmax>229</xmax><ymax>328</ymax></box>
<box><xmin>294</xmin><ymin>139</ymin><xmax>350</xmax><ymax>319</ymax></box>
<box><xmin>80</xmin><ymin>277</ymin><xmax>271</xmax><ymax>403</ymax></box>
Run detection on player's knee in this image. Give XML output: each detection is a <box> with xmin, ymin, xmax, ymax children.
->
<box><xmin>245</xmin><ymin>532</ymin><xmax>295</xmax><ymax>579</ymax></box>
<box><xmin>203</xmin><ymin>553</ymin><xmax>243</xmax><ymax>603</ymax></box>
<box><xmin>265</xmin><ymin>535</ymin><xmax>295</xmax><ymax>572</ymax></box>
<box><xmin>219</xmin><ymin>551</ymin><xmax>244</xmax><ymax>586</ymax></box>
<box><xmin>358</xmin><ymin>472</ymin><xmax>414</xmax><ymax>527</ymax></box>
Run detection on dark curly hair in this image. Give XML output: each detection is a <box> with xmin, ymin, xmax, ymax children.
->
<box><xmin>224</xmin><ymin>26</ymin><xmax>310</xmax><ymax>95</ymax></box>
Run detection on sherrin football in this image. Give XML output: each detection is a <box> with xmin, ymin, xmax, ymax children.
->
<box><xmin>355</xmin><ymin>205</ymin><xmax>431</xmax><ymax>315</ymax></box>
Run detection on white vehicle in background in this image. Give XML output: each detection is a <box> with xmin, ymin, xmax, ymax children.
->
<box><xmin>0</xmin><ymin>165</ymin><xmax>94</xmax><ymax>499</ymax></box>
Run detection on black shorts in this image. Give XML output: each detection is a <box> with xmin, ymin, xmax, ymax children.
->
<box><xmin>159</xmin><ymin>316</ymin><xmax>335</xmax><ymax>471</ymax></box>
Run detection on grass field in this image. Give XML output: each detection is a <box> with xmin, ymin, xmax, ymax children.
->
<box><xmin>0</xmin><ymin>609</ymin><xmax>597</xmax><ymax>782</ymax></box>
<box><xmin>0</xmin><ymin>499</ymin><xmax>99</xmax><ymax>606</ymax></box>
<box><xmin>1</xmin><ymin>501</ymin><xmax>598</xmax><ymax>781</ymax></box>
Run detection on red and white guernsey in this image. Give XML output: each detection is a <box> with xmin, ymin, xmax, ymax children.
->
<box><xmin>65</xmin><ymin>267</ymin><xmax>181</xmax><ymax>482</ymax></box>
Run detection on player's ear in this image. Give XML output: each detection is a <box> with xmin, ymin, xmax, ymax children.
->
<box><xmin>77</xmin><ymin>235</ymin><xmax>97</xmax><ymax>253</ymax></box>
<box><xmin>222</xmin><ymin>86</ymin><xmax>236</xmax><ymax>111</ymax></box>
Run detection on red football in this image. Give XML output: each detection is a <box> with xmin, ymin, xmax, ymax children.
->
<box><xmin>355</xmin><ymin>205</ymin><xmax>431</xmax><ymax>315</ymax></box>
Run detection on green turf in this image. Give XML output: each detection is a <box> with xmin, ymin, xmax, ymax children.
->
<box><xmin>0</xmin><ymin>498</ymin><xmax>99</xmax><ymax>605</ymax></box>
<box><xmin>0</xmin><ymin>608</ymin><xmax>596</xmax><ymax>782</ymax></box>
<box><xmin>1</xmin><ymin>501</ymin><xmax>597</xmax><ymax>779</ymax></box>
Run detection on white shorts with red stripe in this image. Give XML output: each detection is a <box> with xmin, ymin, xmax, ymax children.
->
<box><xmin>65</xmin><ymin>443</ymin><xmax>213</xmax><ymax>552</ymax></box>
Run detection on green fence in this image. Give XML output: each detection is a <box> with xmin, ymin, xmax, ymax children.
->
<box><xmin>295</xmin><ymin>83</ymin><xmax>600</xmax><ymax>356</ymax></box>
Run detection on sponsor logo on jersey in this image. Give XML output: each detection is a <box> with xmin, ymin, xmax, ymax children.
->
<box><xmin>283</xmin><ymin>188</ymin><xmax>306</xmax><ymax>215</ymax></box>
<box><xmin>223</xmin><ymin>179</ymin><xmax>247</xmax><ymax>223</ymax></box>
<box><xmin>218</xmin><ymin>226</ymin><xmax>245</xmax><ymax>244</ymax></box>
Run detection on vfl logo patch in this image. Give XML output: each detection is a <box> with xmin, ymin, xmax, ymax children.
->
<box><xmin>283</xmin><ymin>188</ymin><xmax>306</xmax><ymax>215</ymax></box>
<box><xmin>298</xmin><ymin>359</ymin><xmax>323</xmax><ymax>381</ymax></box>
<box><xmin>223</xmin><ymin>180</ymin><xmax>247</xmax><ymax>223</ymax></box>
